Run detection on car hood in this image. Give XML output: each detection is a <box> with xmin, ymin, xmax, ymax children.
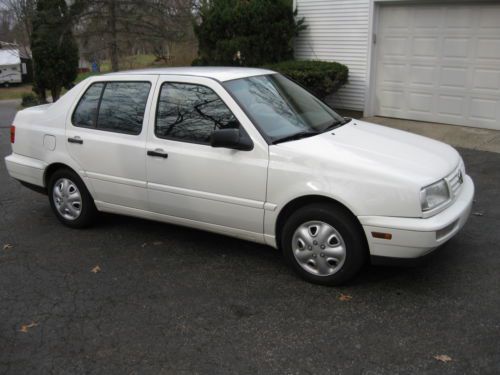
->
<box><xmin>275</xmin><ymin>119</ymin><xmax>460</xmax><ymax>186</ymax></box>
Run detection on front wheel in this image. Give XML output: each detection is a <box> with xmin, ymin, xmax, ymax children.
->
<box><xmin>48</xmin><ymin>168</ymin><xmax>97</xmax><ymax>228</ymax></box>
<box><xmin>281</xmin><ymin>203</ymin><xmax>367</xmax><ymax>286</ymax></box>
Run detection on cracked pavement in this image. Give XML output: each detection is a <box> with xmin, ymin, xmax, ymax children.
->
<box><xmin>0</xmin><ymin>100</ymin><xmax>499</xmax><ymax>374</ymax></box>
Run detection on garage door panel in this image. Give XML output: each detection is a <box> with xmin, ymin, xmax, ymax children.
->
<box><xmin>476</xmin><ymin>39</ymin><xmax>500</xmax><ymax>60</ymax></box>
<box><xmin>378</xmin><ymin>63</ymin><xmax>407</xmax><ymax>84</ymax></box>
<box><xmin>479</xmin><ymin>7</ymin><xmax>500</xmax><ymax>28</ymax></box>
<box><xmin>380</xmin><ymin>7</ymin><xmax>411</xmax><ymax>30</ymax></box>
<box><xmin>413</xmin><ymin>37</ymin><xmax>439</xmax><ymax>58</ymax></box>
<box><xmin>410</xmin><ymin>65</ymin><xmax>435</xmax><ymax>86</ymax></box>
<box><xmin>443</xmin><ymin>38</ymin><xmax>470</xmax><ymax>58</ymax></box>
<box><xmin>472</xmin><ymin>68</ymin><xmax>500</xmax><ymax>91</ymax></box>
<box><xmin>437</xmin><ymin>95</ymin><xmax>465</xmax><ymax>118</ymax></box>
<box><xmin>380</xmin><ymin>37</ymin><xmax>408</xmax><ymax>57</ymax></box>
<box><xmin>469</xmin><ymin>98</ymin><xmax>498</xmax><ymax>121</ymax></box>
<box><xmin>375</xmin><ymin>4</ymin><xmax>500</xmax><ymax>130</ymax></box>
<box><xmin>414</xmin><ymin>8</ymin><xmax>441</xmax><ymax>29</ymax></box>
<box><xmin>378</xmin><ymin>89</ymin><xmax>406</xmax><ymax>111</ymax></box>
<box><xmin>408</xmin><ymin>92</ymin><xmax>433</xmax><ymax>113</ymax></box>
<box><xmin>445</xmin><ymin>7</ymin><xmax>475</xmax><ymax>29</ymax></box>
<box><xmin>440</xmin><ymin>67</ymin><xmax>468</xmax><ymax>89</ymax></box>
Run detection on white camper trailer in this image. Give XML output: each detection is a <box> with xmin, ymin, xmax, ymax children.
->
<box><xmin>0</xmin><ymin>49</ymin><xmax>27</xmax><ymax>86</ymax></box>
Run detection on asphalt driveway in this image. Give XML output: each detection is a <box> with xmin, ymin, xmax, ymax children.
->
<box><xmin>1</xmin><ymin>101</ymin><xmax>499</xmax><ymax>374</ymax></box>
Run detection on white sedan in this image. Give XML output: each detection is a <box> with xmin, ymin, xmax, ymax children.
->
<box><xmin>5</xmin><ymin>67</ymin><xmax>474</xmax><ymax>285</ymax></box>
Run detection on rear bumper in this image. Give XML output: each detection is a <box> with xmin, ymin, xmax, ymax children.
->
<box><xmin>5</xmin><ymin>153</ymin><xmax>46</xmax><ymax>187</ymax></box>
<box><xmin>359</xmin><ymin>175</ymin><xmax>474</xmax><ymax>259</ymax></box>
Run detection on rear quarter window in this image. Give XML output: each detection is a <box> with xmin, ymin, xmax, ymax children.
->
<box><xmin>72</xmin><ymin>83</ymin><xmax>104</xmax><ymax>128</ymax></box>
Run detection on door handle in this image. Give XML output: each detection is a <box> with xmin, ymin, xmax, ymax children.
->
<box><xmin>68</xmin><ymin>136</ymin><xmax>83</xmax><ymax>144</ymax></box>
<box><xmin>147</xmin><ymin>149</ymin><xmax>168</xmax><ymax>159</ymax></box>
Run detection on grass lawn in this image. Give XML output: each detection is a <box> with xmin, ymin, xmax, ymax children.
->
<box><xmin>0</xmin><ymin>84</ymin><xmax>33</xmax><ymax>101</ymax></box>
<box><xmin>100</xmin><ymin>54</ymin><xmax>158</xmax><ymax>71</ymax></box>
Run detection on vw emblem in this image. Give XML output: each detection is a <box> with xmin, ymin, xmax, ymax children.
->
<box><xmin>457</xmin><ymin>170</ymin><xmax>464</xmax><ymax>184</ymax></box>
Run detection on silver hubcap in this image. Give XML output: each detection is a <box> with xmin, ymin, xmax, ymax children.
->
<box><xmin>292</xmin><ymin>221</ymin><xmax>346</xmax><ymax>276</ymax></box>
<box><xmin>52</xmin><ymin>178</ymin><xmax>82</xmax><ymax>221</ymax></box>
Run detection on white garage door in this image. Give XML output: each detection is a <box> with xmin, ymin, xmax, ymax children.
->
<box><xmin>374</xmin><ymin>4</ymin><xmax>500</xmax><ymax>130</ymax></box>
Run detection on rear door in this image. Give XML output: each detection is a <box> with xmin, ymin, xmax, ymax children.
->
<box><xmin>66</xmin><ymin>75</ymin><xmax>157</xmax><ymax>209</ymax></box>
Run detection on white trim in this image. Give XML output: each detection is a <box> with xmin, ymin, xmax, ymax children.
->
<box><xmin>264</xmin><ymin>202</ymin><xmax>277</xmax><ymax>211</ymax></box>
<box><xmin>364</xmin><ymin>0</ymin><xmax>377</xmax><ymax>116</ymax></box>
<box><xmin>148</xmin><ymin>182</ymin><xmax>265</xmax><ymax>209</ymax></box>
<box><xmin>87</xmin><ymin>172</ymin><xmax>146</xmax><ymax>188</ymax></box>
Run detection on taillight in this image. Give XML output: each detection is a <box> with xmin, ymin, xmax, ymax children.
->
<box><xmin>10</xmin><ymin>125</ymin><xmax>15</xmax><ymax>143</ymax></box>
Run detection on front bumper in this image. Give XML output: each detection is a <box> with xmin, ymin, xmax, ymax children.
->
<box><xmin>358</xmin><ymin>175</ymin><xmax>474</xmax><ymax>259</ymax></box>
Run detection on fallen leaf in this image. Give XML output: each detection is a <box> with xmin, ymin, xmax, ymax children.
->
<box><xmin>338</xmin><ymin>293</ymin><xmax>352</xmax><ymax>301</ymax></box>
<box><xmin>472</xmin><ymin>212</ymin><xmax>484</xmax><ymax>216</ymax></box>
<box><xmin>434</xmin><ymin>354</ymin><xmax>452</xmax><ymax>363</ymax></box>
<box><xmin>91</xmin><ymin>265</ymin><xmax>101</xmax><ymax>273</ymax></box>
<box><xmin>152</xmin><ymin>241</ymin><xmax>163</xmax><ymax>246</ymax></box>
<box><xmin>2</xmin><ymin>243</ymin><xmax>13</xmax><ymax>250</ymax></box>
<box><xmin>19</xmin><ymin>321</ymin><xmax>38</xmax><ymax>333</ymax></box>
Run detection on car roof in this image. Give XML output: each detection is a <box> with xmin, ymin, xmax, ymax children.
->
<box><xmin>106</xmin><ymin>66</ymin><xmax>276</xmax><ymax>82</ymax></box>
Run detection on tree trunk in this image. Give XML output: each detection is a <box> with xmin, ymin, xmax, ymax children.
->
<box><xmin>39</xmin><ymin>89</ymin><xmax>47</xmax><ymax>103</ymax></box>
<box><xmin>109</xmin><ymin>0</ymin><xmax>119</xmax><ymax>72</ymax></box>
<box><xmin>51</xmin><ymin>86</ymin><xmax>61</xmax><ymax>102</ymax></box>
<box><xmin>33</xmin><ymin>82</ymin><xmax>47</xmax><ymax>103</ymax></box>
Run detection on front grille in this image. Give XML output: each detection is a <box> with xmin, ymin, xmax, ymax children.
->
<box><xmin>447</xmin><ymin>166</ymin><xmax>464</xmax><ymax>198</ymax></box>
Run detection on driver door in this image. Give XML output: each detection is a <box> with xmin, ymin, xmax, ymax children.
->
<box><xmin>145</xmin><ymin>75</ymin><xmax>269</xmax><ymax>241</ymax></box>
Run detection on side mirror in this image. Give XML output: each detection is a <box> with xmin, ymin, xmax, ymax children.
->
<box><xmin>210</xmin><ymin>128</ymin><xmax>253</xmax><ymax>151</ymax></box>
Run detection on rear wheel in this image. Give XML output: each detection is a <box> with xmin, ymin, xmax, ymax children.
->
<box><xmin>48</xmin><ymin>168</ymin><xmax>97</xmax><ymax>228</ymax></box>
<box><xmin>281</xmin><ymin>203</ymin><xmax>367</xmax><ymax>285</ymax></box>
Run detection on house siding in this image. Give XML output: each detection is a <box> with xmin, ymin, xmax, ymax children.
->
<box><xmin>294</xmin><ymin>0</ymin><xmax>370</xmax><ymax>111</ymax></box>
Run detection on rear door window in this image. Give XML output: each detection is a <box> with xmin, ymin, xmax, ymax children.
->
<box><xmin>72</xmin><ymin>81</ymin><xmax>151</xmax><ymax>135</ymax></box>
<box><xmin>97</xmin><ymin>82</ymin><xmax>151</xmax><ymax>135</ymax></box>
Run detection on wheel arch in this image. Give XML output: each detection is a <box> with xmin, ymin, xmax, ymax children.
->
<box><xmin>44</xmin><ymin>163</ymin><xmax>75</xmax><ymax>187</ymax></box>
<box><xmin>43</xmin><ymin>163</ymin><xmax>93</xmax><ymax>197</ymax></box>
<box><xmin>274</xmin><ymin>194</ymin><xmax>367</xmax><ymax>250</ymax></box>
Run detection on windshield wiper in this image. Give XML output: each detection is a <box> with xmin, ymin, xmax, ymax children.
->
<box><xmin>272</xmin><ymin>117</ymin><xmax>352</xmax><ymax>144</ymax></box>
<box><xmin>322</xmin><ymin>117</ymin><xmax>352</xmax><ymax>133</ymax></box>
<box><xmin>272</xmin><ymin>130</ymin><xmax>320</xmax><ymax>144</ymax></box>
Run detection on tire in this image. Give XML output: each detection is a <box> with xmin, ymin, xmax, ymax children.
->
<box><xmin>48</xmin><ymin>168</ymin><xmax>97</xmax><ymax>228</ymax></box>
<box><xmin>281</xmin><ymin>203</ymin><xmax>367</xmax><ymax>286</ymax></box>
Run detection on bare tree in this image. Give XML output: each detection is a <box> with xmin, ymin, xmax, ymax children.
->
<box><xmin>1</xmin><ymin>0</ymin><xmax>82</xmax><ymax>55</ymax></box>
<box><xmin>76</xmin><ymin>0</ymin><xmax>194</xmax><ymax>71</ymax></box>
<box><xmin>0</xmin><ymin>0</ymin><xmax>36</xmax><ymax>55</ymax></box>
<box><xmin>2</xmin><ymin>0</ymin><xmax>196</xmax><ymax>73</ymax></box>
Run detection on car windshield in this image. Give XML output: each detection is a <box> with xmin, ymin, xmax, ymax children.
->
<box><xmin>224</xmin><ymin>74</ymin><xmax>347</xmax><ymax>143</ymax></box>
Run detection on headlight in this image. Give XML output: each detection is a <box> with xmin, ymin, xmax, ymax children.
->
<box><xmin>420</xmin><ymin>179</ymin><xmax>450</xmax><ymax>211</ymax></box>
